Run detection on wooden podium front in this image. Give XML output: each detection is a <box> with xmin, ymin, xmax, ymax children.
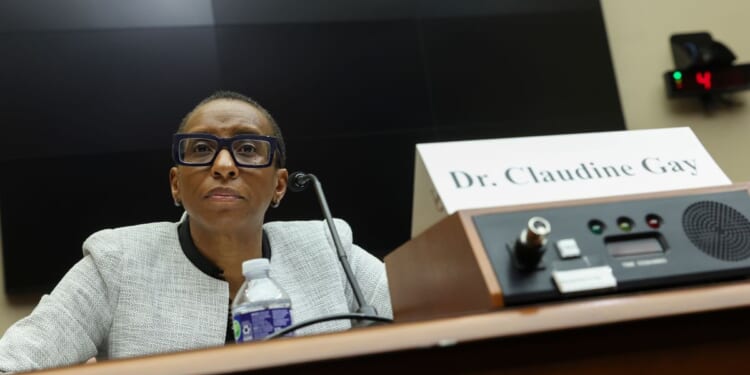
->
<box><xmin>33</xmin><ymin>185</ymin><xmax>750</xmax><ymax>374</ymax></box>
<box><xmin>33</xmin><ymin>280</ymin><xmax>750</xmax><ymax>374</ymax></box>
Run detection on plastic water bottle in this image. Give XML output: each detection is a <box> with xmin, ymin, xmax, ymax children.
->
<box><xmin>231</xmin><ymin>258</ymin><xmax>294</xmax><ymax>342</ymax></box>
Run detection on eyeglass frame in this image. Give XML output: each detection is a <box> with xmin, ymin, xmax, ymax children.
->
<box><xmin>172</xmin><ymin>133</ymin><xmax>282</xmax><ymax>168</ymax></box>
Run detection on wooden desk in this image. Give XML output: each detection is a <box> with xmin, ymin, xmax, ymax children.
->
<box><xmin>35</xmin><ymin>184</ymin><xmax>750</xmax><ymax>374</ymax></box>
<box><xmin>35</xmin><ymin>279</ymin><xmax>750</xmax><ymax>374</ymax></box>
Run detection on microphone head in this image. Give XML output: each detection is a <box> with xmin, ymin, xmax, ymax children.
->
<box><xmin>288</xmin><ymin>171</ymin><xmax>311</xmax><ymax>192</ymax></box>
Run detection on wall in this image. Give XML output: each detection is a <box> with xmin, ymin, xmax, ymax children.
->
<box><xmin>0</xmin><ymin>229</ymin><xmax>40</xmax><ymax>331</ymax></box>
<box><xmin>2</xmin><ymin>0</ymin><xmax>750</xmax><ymax>334</ymax></box>
<box><xmin>601</xmin><ymin>0</ymin><xmax>750</xmax><ymax>182</ymax></box>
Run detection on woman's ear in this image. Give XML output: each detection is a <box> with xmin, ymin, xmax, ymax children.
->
<box><xmin>169</xmin><ymin>167</ymin><xmax>181</xmax><ymax>206</ymax></box>
<box><xmin>274</xmin><ymin>168</ymin><xmax>288</xmax><ymax>206</ymax></box>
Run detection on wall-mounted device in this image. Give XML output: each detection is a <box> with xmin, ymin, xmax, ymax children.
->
<box><xmin>664</xmin><ymin>32</ymin><xmax>750</xmax><ymax>104</ymax></box>
<box><xmin>385</xmin><ymin>184</ymin><xmax>750</xmax><ymax>321</ymax></box>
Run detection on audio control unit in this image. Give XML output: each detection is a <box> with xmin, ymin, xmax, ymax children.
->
<box><xmin>386</xmin><ymin>184</ymin><xmax>750</xmax><ymax>320</ymax></box>
<box><xmin>474</xmin><ymin>189</ymin><xmax>750</xmax><ymax>305</ymax></box>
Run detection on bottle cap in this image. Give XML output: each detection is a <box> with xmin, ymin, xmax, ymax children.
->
<box><xmin>242</xmin><ymin>258</ymin><xmax>270</xmax><ymax>277</ymax></box>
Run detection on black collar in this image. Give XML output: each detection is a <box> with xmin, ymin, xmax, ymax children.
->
<box><xmin>177</xmin><ymin>217</ymin><xmax>272</xmax><ymax>280</ymax></box>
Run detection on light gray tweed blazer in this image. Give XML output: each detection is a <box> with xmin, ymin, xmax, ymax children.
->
<box><xmin>0</xmin><ymin>218</ymin><xmax>392</xmax><ymax>373</ymax></box>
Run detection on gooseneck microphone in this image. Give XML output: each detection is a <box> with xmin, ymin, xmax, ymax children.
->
<box><xmin>287</xmin><ymin>172</ymin><xmax>380</xmax><ymax>317</ymax></box>
<box><xmin>265</xmin><ymin>172</ymin><xmax>391</xmax><ymax>339</ymax></box>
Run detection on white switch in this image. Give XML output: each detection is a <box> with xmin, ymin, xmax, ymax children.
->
<box><xmin>556</xmin><ymin>238</ymin><xmax>581</xmax><ymax>259</ymax></box>
<box><xmin>552</xmin><ymin>266</ymin><xmax>617</xmax><ymax>294</ymax></box>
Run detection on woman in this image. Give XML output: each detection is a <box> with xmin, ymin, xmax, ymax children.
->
<box><xmin>0</xmin><ymin>91</ymin><xmax>392</xmax><ymax>372</ymax></box>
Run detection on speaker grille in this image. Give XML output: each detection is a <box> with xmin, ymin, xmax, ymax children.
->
<box><xmin>682</xmin><ymin>201</ymin><xmax>750</xmax><ymax>261</ymax></box>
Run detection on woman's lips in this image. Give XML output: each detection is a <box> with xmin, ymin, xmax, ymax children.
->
<box><xmin>205</xmin><ymin>187</ymin><xmax>244</xmax><ymax>201</ymax></box>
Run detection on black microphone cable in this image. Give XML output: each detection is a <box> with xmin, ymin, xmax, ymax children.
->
<box><xmin>264</xmin><ymin>313</ymin><xmax>392</xmax><ymax>340</ymax></box>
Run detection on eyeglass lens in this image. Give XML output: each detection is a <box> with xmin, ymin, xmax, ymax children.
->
<box><xmin>179</xmin><ymin>138</ymin><xmax>271</xmax><ymax>166</ymax></box>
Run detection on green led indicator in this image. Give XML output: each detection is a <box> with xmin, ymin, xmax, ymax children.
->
<box><xmin>673</xmin><ymin>71</ymin><xmax>683</xmax><ymax>80</ymax></box>
<box><xmin>588</xmin><ymin>220</ymin><xmax>605</xmax><ymax>235</ymax></box>
<box><xmin>617</xmin><ymin>217</ymin><xmax>634</xmax><ymax>232</ymax></box>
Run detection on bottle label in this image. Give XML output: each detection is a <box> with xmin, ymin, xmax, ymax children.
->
<box><xmin>232</xmin><ymin>307</ymin><xmax>293</xmax><ymax>342</ymax></box>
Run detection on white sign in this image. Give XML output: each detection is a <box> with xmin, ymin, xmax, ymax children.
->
<box><xmin>411</xmin><ymin>127</ymin><xmax>731</xmax><ymax>237</ymax></box>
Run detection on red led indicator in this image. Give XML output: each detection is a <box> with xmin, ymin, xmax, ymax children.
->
<box><xmin>645</xmin><ymin>214</ymin><xmax>662</xmax><ymax>229</ymax></box>
<box><xmin>696</xmin><ymin>71</ymin><xmax>712</xmax><ymax>90</ymax></box>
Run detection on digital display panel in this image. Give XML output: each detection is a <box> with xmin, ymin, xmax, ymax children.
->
<box><xmin>665</xmin><ymin>65</ymin><xmax>750</xmax><ymax>97</ymax></box>
<box><xmin>606</xmin><ymin>236</ymin><xmax>665</xmax><ymax>257</ymax></box>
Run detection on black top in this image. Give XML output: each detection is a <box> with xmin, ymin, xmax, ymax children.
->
<box><xmin>177</xmin><ymin>217</ymin><xmax>271</xmax><ymax>343</ymax></box>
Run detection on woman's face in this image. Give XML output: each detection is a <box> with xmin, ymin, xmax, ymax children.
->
<box><xmin>169</xmin><ymin>99</ymin><xmax>288</xmax><ymax>232</ymax></box>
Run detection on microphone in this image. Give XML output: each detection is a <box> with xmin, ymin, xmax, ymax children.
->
<box><xmin>275</xmin><ymin>171</ymin><xmax>387</xmax><ymax>333</ymax></box>
<box><xmin>287</xmin><ymin>171</ymin><xmax>312</xmax><ymax>193</ymax></box>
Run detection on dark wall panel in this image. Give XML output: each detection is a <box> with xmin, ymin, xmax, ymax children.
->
<box><xmin>0</xmin><ymin>0</ymin><xmax>624</xmax><ymax>294</ymax></box>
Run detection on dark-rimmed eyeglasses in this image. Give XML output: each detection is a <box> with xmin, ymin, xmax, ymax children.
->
<box><xmin>172</xmin><ymin>133</ymin><xmax>281</xmax><ymax>168</ymax></box>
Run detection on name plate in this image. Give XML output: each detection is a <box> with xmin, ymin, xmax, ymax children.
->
<box><xmin>411</xmin><ymin>127</ymin><xmax>730</xmax><ymax>237</ymax></box>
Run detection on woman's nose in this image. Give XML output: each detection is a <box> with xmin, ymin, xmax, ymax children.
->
<box><xmin>211</xmin><ymin>149</ymin><xmax>238</xmax><ymax>179</ymax></box>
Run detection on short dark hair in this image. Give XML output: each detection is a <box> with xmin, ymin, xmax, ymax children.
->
<box><xmin>178</xmin><ymin>91</ymin><xmax>286</xmax><ymax>168</ymax></box>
